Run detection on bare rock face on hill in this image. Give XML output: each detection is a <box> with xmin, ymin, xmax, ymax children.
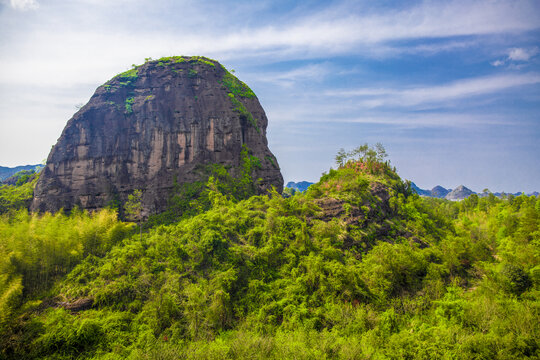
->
<box><xmin>31</xmin><ymin>56</ymin><xmax>283</xmax><ymax>214</ymax></box>
<box><xmin>445</xmin><ymin>185</ymin><xmax>474</xmax><ymax>201</ymax></box>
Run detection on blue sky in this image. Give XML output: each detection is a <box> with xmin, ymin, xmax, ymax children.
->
<box><xmin>0</xmin><ymin>0</ymin><xmax>539</xmax><ymax>192</ymax></box>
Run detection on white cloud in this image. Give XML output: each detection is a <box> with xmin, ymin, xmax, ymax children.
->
<box><xmin>1</xmin><ymin>0</ymin><xmax>539</xmax><ymax>173</ymax></box>
<box><xmin>491</xmin><ymin>46</ymin><xmax>539</xmax><ymax>67</ymax></box>
<box><xmin>208</xmin><ymin>0</ymin><xmax>540</xmax><ymax>57</ymax></box>
<box><xmin>336</xmin><ymin>113</ymin><xmax>511</xmax><ymax>128</ymax></box>
<box><xmin>325</xmin><ymin>73</ymin><xmax>540</xmax><ymax>108</ymax></box>
<box><xmin>309</xmin><ymin>0</ymin><xmax>540</xmax><ymax>43</ymax></box>
<box><xmin>2</xmin><ymin>0</ymin><xmax>538</xmax><ymax>87</ymax></box>
<box><xmin>9</xmin><ymin>0</ymin><xmax>39</xmax><ymax>10</ymax></box>
<box><xmin>1</xmin><ymin>0</ymin><xmax>539</xmax><ymax>87</ymax></box>
<box><xmin>251</xmin><ymin>64</ymin><xmax>331</xmax><ymax>87</ymax></box>
<box><xmin>508</xmin><ymin>47</ymin><xmax>539</xmax><ymax>61</ymax></box>
<box><xmin>265</xmin><ymin>94</ymin><xmax>512</xmax><ymax>128</ymax></box>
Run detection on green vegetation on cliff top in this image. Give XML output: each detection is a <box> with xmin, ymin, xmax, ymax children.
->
<box><xmin>1</xmin><ymin>146</ymin><xmax>538</xmax><ymax>359</ymax></box>
<box><xmin>107</xmin><ymin>56</ymin><xmax>260</xmax><ymax>133</ymax></box>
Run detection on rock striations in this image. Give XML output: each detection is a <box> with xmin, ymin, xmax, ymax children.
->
<box><xmin>31</xmin><ymin>56</ymin><xmax>283</xmax><ymax>214</ymax></box>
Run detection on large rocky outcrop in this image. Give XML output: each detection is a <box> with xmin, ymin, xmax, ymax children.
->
<box><xmin>31</xmin><ymin>56</ymin><xmax>283</xmax><ymax>214</ymax></box>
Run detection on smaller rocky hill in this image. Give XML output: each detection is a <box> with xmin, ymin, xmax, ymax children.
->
<box><xmin>411</xmin><ymin>183</ymin><xmax>537</xmax><ymax>200</ymax></box>
<box><xmin>445</xmin><ymin>185</ymin><xmax>474</xmax><ymax>201</ymax></box>
<box><xmin>1</xmin><ymin>170</ymin><xmax>39</xmax><ymax>186</ymax></box>
<box><xmin>0</xmin><ymin>165</ymin><xmax>42</xmax><ymax>181</ymax></box>
<box><xmin>431</xmin><ymin>185</ymin><xmax>451</xmax><ymax>198</ymax></box>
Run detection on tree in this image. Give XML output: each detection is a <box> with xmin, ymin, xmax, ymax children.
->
<box><xmin>335</xmin><ymin>143</ymin><xmax>389</xmax><ymax>168</ymax></box>
<box><xmin>282</xmin><ymin>187</ymin><xmax>297</xmax><ymax>198</ymax></box>
<box><xmin>351</xmin><ymin>144</ymin><xmax>369</xmax><ymax>160</ymax></box>
<box><xmin>375</xmin><ymin>142</ymin><xmax>388</xmax><ymax>162</ymax></box>
<box><xmin>125</xmin><ymin>189</ymin><xmax>144</xmax><ymax>240</ymax></box>
<box><xmin>335</xmin><ymin>148</ymin><xmax>348</xmax><ymax>168</ymax></box>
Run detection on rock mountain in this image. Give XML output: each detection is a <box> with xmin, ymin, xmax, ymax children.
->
<box><xmin>32</xmin><ymin>56</ymin><xmax>283</xmax><ymax>214</ymax></box>
<box><xmin>410</xmin><ymin>183</ymin><xmax>535</xmax><ymax>200</ymax></box>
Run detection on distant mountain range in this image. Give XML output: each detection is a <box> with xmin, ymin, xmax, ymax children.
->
<box><xmin>410</xmin><ymin>182</ymin><xmax>538</xmax><ymax>200</ymax></box>
<box><xmin>286</xmin><ymin>180</ymin><xmax>537</xmax><ymax>200</ymax></box>
<box><xmin>0</xmin><ymin>165</ymin><xmax>43</xmax><ymax>181</ymax></box>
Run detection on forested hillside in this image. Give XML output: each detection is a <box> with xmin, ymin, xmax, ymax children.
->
<box><xmin>0</xmin><ymin>146</ymin><xmax>538</xmax><ymax>359</ymax></box>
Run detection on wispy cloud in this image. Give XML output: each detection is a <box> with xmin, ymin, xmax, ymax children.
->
<box><xmin>0</xmin><ymin>0</ymin><xmax>539</xmax><ymax>194</ymax></box>
<box><xmin>325</xmin><ymin>73</ymin><xmax>540</xmax><ymax>108</ymax></box>
<box><xmin>266</xmin><ymin>98</ymin><xmax>512</xmax><ymax>128</ymax></box>
<box><xmin>491</xmin><ymin>46</ymin><xmax>539</xmax><ymax>67</ymax></box>
<box><xmin>508</xmin><ymin>47</ymin><xmax>539</xmax><ymax>61</ymax></box>
<box><xmin>251</xmin><ymin>63</ymin><xmax>331</xmax><ymax>87</ymax></box>
<box><xmin>336</xmin><ymin>113</ymin><xmax>511</xmax><ymax>128</ymax></box>
<box><xmin>7</xmin><ymin>0</ymin><xmax>39</xmax><ymax>11</ymax></box>
<box><xmin>2</xmin><ymin>0</ymin><xmax>540</xmax><ymax>87</ymax></box>
<box><xmin>207</xmin><ymin>0</ymin><xmax>540</xmax><ymax>56</ymax></box>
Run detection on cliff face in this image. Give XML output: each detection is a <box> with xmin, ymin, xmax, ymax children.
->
<box><xmin>31</xmin><ymin>56</ymin><xmax>283</xmax><ymax>214</ymax></box>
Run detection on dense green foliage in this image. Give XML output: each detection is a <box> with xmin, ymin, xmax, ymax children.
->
<box><xmin>221</xmin><ymin>72</ymin><xmax>255</xmax><ymax>99</ymax></box>
<box><xmin>6</xmin><ymin>170</ymin><xmax>38</xmax><ymax>187</ymax></box>
<box><xmin>0</xmin><ymin>147</ymin><xmax>538</xmax><ymax>359</ymax></box>
<box><xmin>124</xmin><ymin>97</ymin><xmax>134</xmax><ymax>114</ymax></box>
<box><xmin>114</xmin><ymin>68</ymin><xmax>138</xmax><ymax>88</ymax></box>
<box><xmin>106</xmin><ymin>56</ymin><xmax>260</xmax><ymax>134</ymax></box>
<box><xmin>0</xmin><ymin>172</ymin><xmax>39</xmax><ymax>214</ymax></box>
<box><xmin>0</xmin><ymin>209</ymin><xmax>134</xmax><ymax>348</ymax></box>
<box><xmin>227</xmin><ymin>93</ymin><xmax>259</xmax><ymax>132</ymax></box>
<box><xmin>220</xmin><ymin>65</ymin><xmax>260</xmax><ymax>133</ymax></box>
<box><xmin>146</xmin><ymin>145</ymin><xmax>262</xmax><ymax>227</ymax></box>
<box><xmin>152</xmin><ymin>56</ymin><xmax>217</xmax><ymax>68</ymax></box>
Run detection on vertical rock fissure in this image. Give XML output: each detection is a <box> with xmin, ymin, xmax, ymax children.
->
<box><xmin>31</xmin><ymin>56</ymin><xmax>283</xmax><ymax>214</ymax></box>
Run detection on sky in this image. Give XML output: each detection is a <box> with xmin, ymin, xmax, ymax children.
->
<box><xmin>0</xmin><ymin>0</ymin><xmax>539</xmax><ymax>193</ymax></box>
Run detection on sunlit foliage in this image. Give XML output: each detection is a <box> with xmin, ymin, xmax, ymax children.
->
<box><xmin>0</xmin><ymin>145</ymin><xmax>538</xmax><ymax>359</ymax></box>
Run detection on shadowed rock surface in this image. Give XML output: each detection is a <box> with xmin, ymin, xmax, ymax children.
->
<box><xmin>431</xmin><ymin>185</ymin><xmax>451</xmax><ymax>198</ymax></box>
<box><xmin>410</xmin><ymin>182</ymin><xmax>431</xmax><ymax>196</ymax></box>
<box><xmin>31</xmin><ymin>56</ymin><xmax>283</xmax><ymax>214</ymax></box>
